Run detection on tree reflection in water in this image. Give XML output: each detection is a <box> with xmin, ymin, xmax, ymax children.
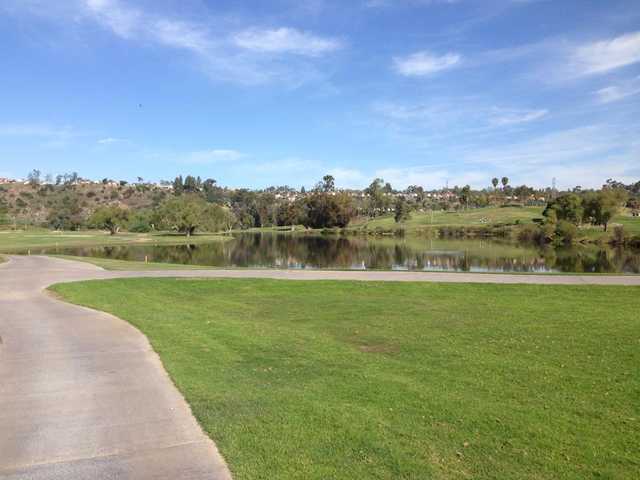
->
<box><xmin>36</xmin><ymin>233</ymin><xmax>640</xmax><ymax>274</ymax></box>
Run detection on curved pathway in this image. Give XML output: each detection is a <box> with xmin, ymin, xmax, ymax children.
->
<box><xmin>0</xmin><ymin>256</ymin><xmax>231</xmax><ymax>480</ymax></box>
<box><xmin>1</xmin><ymin>256</ymin><xmax>639</xmax><ymax>479</ymax></box>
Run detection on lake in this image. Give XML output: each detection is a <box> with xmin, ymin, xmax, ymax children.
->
<box><xmin>23</xmin><ymin>232</ymin><xmax>640</xmax><ymax>273</ymax></box>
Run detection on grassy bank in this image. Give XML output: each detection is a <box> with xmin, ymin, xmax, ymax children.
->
<box><xmin>351</xmin><ymin>206</ymin><xmax>543</xmax><ymax>231</ymax></box>
<box><xmin>349</xmin><ymin>207</ymin><xmax>640</xmax><ymax>243</ymax></box>
<box><xmin>50</xmin><ymin>255</ymin><xmax>213</xmax><ymax>271</ymax></box>
<box><xmin>0</xmin><ymin>229</ymin><xmax>229</xmax><ymax>252</ymax></box>
<box><xmin>51</xmin><ymin>278</ymin><xmax>640</xmax><ymax>479</ymax></box>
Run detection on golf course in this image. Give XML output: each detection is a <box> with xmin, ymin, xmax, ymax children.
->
<box><xmin>50</xmin><ymin>276</ymin><xmax>640</xmax><ymax>479</ymax></box>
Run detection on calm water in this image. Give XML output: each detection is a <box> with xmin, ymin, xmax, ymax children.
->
<box><xmin>25</xmin><ymin>233</ymin><xmax>640</xmax><ymax>273</ymax></box>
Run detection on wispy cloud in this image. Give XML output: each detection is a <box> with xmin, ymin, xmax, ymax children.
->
<box><xmin>0</xmin><ymin>123</ymin><xmax>78</xmax><ymax>148</ymax></box>
<box><xmin>595</xmin><ymin>76</ymin><xmax>640</xmax><ymax>103</ymax></box>
<box><xmin>365</xmin><ymin>0</ymin><xmax>460</xmax><ymax>7</ymax></box>
<box><xmin>6</xmin><ymin>0</ymin><xmax>342</xmax><ymax>87</ymax></box>
<box><xmin>84</xmin><ymin>0</ymin><xmax>140</xmax><ymax>38</ymax></box>
<box><xmin>569</xmin><ymin>31</ymin><xmax>640</xmax><ymax>76</ymax></box>
<box><xmin>372</xmin><ymin>99</ymin><xmax>548</xmax><ymax>137</ymax></box>
<box><xmin>181</xmin><ymin>149</ymin><xmax>246</xmax><ymax>165</ymax></box>
<box><xmin>488</xmin><ymin>107</ymin><xmax>548</xmax><ymax>126</ymax></box>
<box><xmin>393</xmin><ymin>51</ymin><xmax>461</xmax><ymax>76</ymax></box>
<box><xmin>233</xmin><ymin>28</ymin><xmax>342</xmax><ymax>57</ymax></box>
<box><xmin>97</xmin><ymin>137</ymin><xmax>126</xmax><ymax>145</ymax></box>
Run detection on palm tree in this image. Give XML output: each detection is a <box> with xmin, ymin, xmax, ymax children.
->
<box><xmin>492</xmin><ymin>177</ymin><xmax>499</xmax><ymax>190</ymax></box>
<box><xmin>501</xmin><ymin>177</ymin><xmax>509</xmax><ymax>190</ymax></box>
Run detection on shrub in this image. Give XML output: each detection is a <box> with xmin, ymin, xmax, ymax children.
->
<box><xmin>610</xmin><ymin>225</ymin><xmax>627</xmax><ymax>246</ymax></box>
<box><xmin>555</xmin><ymin>220</ymin><xmax>578</xmax><ymax>244</ymax></box>
<box><xmin>517</xmin><ymin>224</ymin><xmax>550</xmax><ymax>245</ymax></box>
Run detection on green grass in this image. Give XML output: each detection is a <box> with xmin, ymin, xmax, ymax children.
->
<box><xmin>50</xmin><ymin>255</ymin><xmax>213</xmax><ymax>270</ymax></box>
<box><xmin>0</xmin><ymin>229</ymin><xmax>229</xmax><ymax>252</ymax></box>
<box><xmin>612</xmin><ymin>211</ymin><xmax>640</xmax><ymax>235</ymax></box>
<box><xmin>352</xmin><ymin>206</ymin><xmax>640</xmax><ymax>242</ymax></box>
<box><xmin>51</xmin><ymin>278</ymin><xmax>640</xmax><ymax>479</ymax></box>
<box><xmin>569</xmin><ymin>211</ymin><xmax>640</xmax><ymax>241</ymax></box>
<box><xmin>352</xmin><ymin>206</ymin><xmax>543</xmax><ymax>231</ymax></box>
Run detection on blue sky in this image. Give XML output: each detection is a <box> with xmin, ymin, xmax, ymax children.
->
<box><xmin>1</xmin><ymin>0</ymin><xmax>639</xmax><ymax>190</ymax></box>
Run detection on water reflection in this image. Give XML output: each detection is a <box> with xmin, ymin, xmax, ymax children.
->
<box><xmin>27</xmin><ymin>233</ymin><xmax>640</xmax><ymax>273</ymax></box>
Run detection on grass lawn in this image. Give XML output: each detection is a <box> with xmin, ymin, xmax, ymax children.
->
<box><xmin>352</xmin><ymin>206</ymin><xmax>543</xmax><ymax>231</ymax></box>
<box><xmin>49</xmin><ymin>255</ymin><xmax>214</xmax><ymax>270</ymax></box>
<box><xmin>51</xmin><ymin>279</ymin><xmax>640</xmax><ymax>480</ymax></box>
<box><xmin>612</xmin><ymin>211</ymin><xmax>640</xmax><ymax>235</ymax></box>
<box><xmin>0</xmin><ymin>229</ymin><xmax>229</xmax><ymax>252</ymax></box>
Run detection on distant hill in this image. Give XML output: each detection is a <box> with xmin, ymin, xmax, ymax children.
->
<box><xmin>0</xmin><ymin>181</ymin><xmax>171</xmax><ymax>227</ymax></box>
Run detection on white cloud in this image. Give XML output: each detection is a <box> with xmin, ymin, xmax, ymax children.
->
<box><xmin>365</xmin><ymin>0</ymin><xmax>460</xmax><ymax>7</ymax></box>
<box><xmin>393</xmin><ymin>51</ymin><xmax>461</xmax><ymax>76</ymax></box>
<box><xmin>181</xmin><ymin>149</ymin><xmax>245</xmax><ymax>164</ymax></box>
<box><xmin>570</xmin><ymin>31</ymin><xmax>640</xmax><ymax>76</ymax></box>
<box><xmin>488</xmin><ymin>107</ymin><xmax>548</xmax><ymax>126</ymax></box>
<box><xmin>464</xmin><ymin>125</ymin><xmax>619</xmax><ymax>166</ymax></box>
<box><xmin>0</xmin><ymin>123</ymin><xmax>71</xmax><ymax>137</ymax></box>
<box><xmin>84</xmin><ymin>0</ymin><xmax>140</xmax><ymax>38</ymax></box>
<box><xmin>98</xmin><ymin>137</ymin><xmax>125</xmax><ymax>145</ymax></box>
<box><xmin>328</xmin><ymin>167</ymin><xmax>367</xmax><ymax>188</ymax></box>
<box><xmin>372</xmin><ymin>99</ymin><xmax>548</xmax><ymax>135</ymax></box>
<box><xmin>233</xmin><ymin>28</ymin><xmax>342</xmax><ymax>57</ymax></box>
<box><xmin>6</xmin><ymin>0</ymin><xmax>340</xmax><ymax>87</ymax></box>
<box><xmin>0</xmin><ymin>123</ymin><xmax>78</xmax><ymax>148</ymax></box>
<box><xmin>595</xmin><ymin>76</ymin><xmax>640</xmax><ymax>103</ymax></box>
<box><xmin>374</xmin><ymin>166</ymin><xmax>485</xmax><ymax>190</ymax></box>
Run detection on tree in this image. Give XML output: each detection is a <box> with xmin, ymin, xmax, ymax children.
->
<box><xmin>158</xmin><ymin>196</ymin><xmax>207</xmax><ymax>236</ymax></box>
<box><xmin>321</xmin><ymin>175</ymin><xmax>335</xmax><ymax>192</ymax></box>
<box><xmin>302</xmin><ymin>191</ymin><xmax>354</xmax><ymax>228</ymax></box>
<box><xmin>491</xmin><ymin>177</ymin><xmax>499</xmax><ymax>190</ymax></box>
<box><xmin>0</xmin><ymin>195</ymin><xmax>9</xmax><ymax>226</ymax></box>
<box><xmin>202</xmin><ymin>203</ymin><xmax>236</xmax><ymax>232</ymax></box>
<box><xmin>276</xmin><ymin>201</ymin><xmax>303</xmax><ymax>228</ymax></box>
<box><xmin>582</xmin><ymin>189</ymin><xmax>627</xmax><ymax>231</ymax></box>
<box><xmin>128</xmin><ymin>209</ymin><xmax>155</xmax><ymax>232</ymax></box>
<box><xmin>543</xmin><ymin>194</ymin><xmax>583</xmax><ymax>225</ymax></box>
<box><xmin>172</xmin><ymin>175</ymin><xmax>184</xmax><ymax>195</ymax></box>
<box><xmin>364</xmin><ymin>178</ymin><xmax>389</xmax><ymax>216</ymax></box>
<box><xmin>183</xmin><ymin>175</ymin><xmax>201</xmax><ymax>193</ymax></box>
<box><xmin>459</xmin><ymin>185</ymin><xmax>471</xmax><ymax>209</ymax></box>
<box><xmin>89</xmin><ymin>205</ymin><xmax>129</xmax><ymax>235</ymax></box>
<box><xmin>394</xmin><ymin>197</ymin><xmax>411</xmax><ymax>223</ymax></box>
<box><xmin>501</xmin><ymin>177</ymin><xmax>509</xmax><ymax>190</ymax></box>
<box><xmin>27</xmin><ymin>169</ymin><xmax>41</xmax><ymax>187</ymax></box>
<box><xmin>47</xmin><ymin>193</ymin><xmax>84</xmax><ymax>230</ymax></box>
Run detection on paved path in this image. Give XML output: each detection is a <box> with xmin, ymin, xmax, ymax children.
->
<box><xmin>0</xmin><ymin>256</ymin><xmax>232</xmax><ymax>480</ymax></box>
<box><xmin>1</xmin><ymin>256</ymin><xmax>639</xmax><ymax>479</ymax></box>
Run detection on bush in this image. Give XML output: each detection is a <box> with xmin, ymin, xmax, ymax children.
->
<box><xmin>628</xmin><ymin>236</ymin><xmax>640</xmax><ymax>248</ymax></box>
<box><xmin>555</xmin><ymin>220</ymin><xmax>578</xmax><ymax>244</ymax></box>
<box><xmin>610</xmin><ymin>225</ymin><xmax>626</xmax><ymax>246</ymax></box>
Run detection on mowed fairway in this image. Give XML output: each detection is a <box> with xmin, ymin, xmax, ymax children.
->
<box><xmin>51</xmin><ymin>279</ymin><xmax>640</xmax><ymax>479</ymax></box>
<box><xmin>0</xmin><ymin>230</ymin><xmax>229</xmax><ymax>252</ymax></box>
<box><xmin>351</xmin><ymin>206</ymin><xmax>544</xmax><ymax>230</ymax></box>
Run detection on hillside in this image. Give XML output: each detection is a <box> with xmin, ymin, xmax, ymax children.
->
<box><xmin>0</xmin><ymin>182</ymin><xmax>171</xmax><ymax>228</ymax></box>
<box><xmin>351</xmin><ymin>206</ymin><xmax>544</xmax><ymax>231</ymax></box>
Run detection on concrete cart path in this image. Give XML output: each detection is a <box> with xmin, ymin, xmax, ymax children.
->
<box><xmin>1</xmin><ymin>255</ymin><xmax>639</xmax><ymax>479</ymax></box>
<box><xmin>0</xmin><ymin>256</ymin><xmax>232</xmax><ymax>480</ymax></box>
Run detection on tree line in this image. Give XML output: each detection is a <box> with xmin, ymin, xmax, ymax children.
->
<box><xmin>2</xmin><ymin>170</ymin><xmax>639</xmax><ymax>236</ymax></box>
